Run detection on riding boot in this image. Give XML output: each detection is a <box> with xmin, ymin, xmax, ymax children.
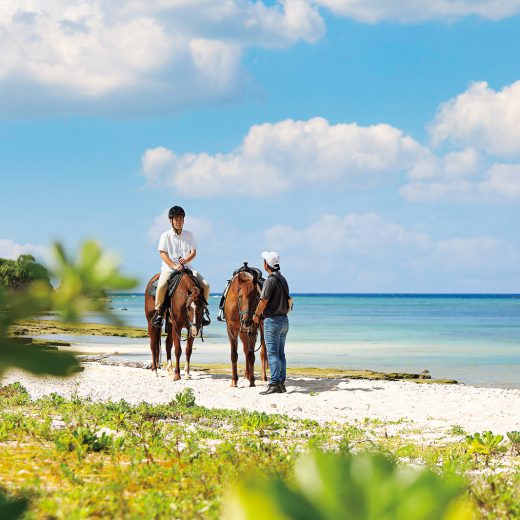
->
<box><xmin>202</xmin><ymin>308</ymin><xmax>211</xmax><ymax>327</ymax></box>
<box><xmin>152</xmin><ymin>306</ymin><xmax>165</xmax><ymax>328</ymax></box>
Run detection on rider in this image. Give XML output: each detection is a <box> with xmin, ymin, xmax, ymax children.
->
<box><xmin>152</xmin><ymin>205</ymin><xmax>210</xmax><ymax>328</ymax></box>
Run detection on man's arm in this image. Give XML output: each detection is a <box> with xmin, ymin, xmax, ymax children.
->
<box><xmin>160</xmin><ymin>251</ymin><xmax>182</xmax><ymax>271</ymax></box>
<box><xmin>252</xmin><ymin>298</ymin><xmax>268</xmax><ymax>324</ymax></box>
<box><xmin>179</xmin><ymin>249</ymin><xmax>196</xmax><ymax>266</ymax></box>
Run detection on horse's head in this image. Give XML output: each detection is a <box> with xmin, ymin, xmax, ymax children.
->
<box><xmin>237</xmin><ymin>272</ymin><xmax>260</xmax><ymax>333</ymax></box>
<box><xmin>186</xmin><ymin>285</ymin><xmax>204</xmax><ymax>338</ymax></box>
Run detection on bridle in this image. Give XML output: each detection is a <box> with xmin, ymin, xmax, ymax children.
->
<box><xmin>169</xmin><ymin>278</ymin><xmax>210</xmax><ymax>342</ymax></box>
<box><xmin>237</xmin><ymin>275</ymin><xmax>263</xmax><ymax>351</ymax></box>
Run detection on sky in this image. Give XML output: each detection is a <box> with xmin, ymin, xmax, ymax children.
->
<box><xmin>0</xmin><ymin>0</ymin><xmax>519</xmax><ymax>293</ymax></box>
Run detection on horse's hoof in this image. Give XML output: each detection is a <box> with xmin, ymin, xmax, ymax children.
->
<box><xmin>184</xmin><ymin>374</ymin><xmax>191</xmax><ymax>380</ymax></box>
<box><xmin>249</xmin><ymin>382</ymin><xmax>256</xmax><ymax>388</ymax></box>
<box><xmin>173</xmin><ymin>374</ymin><xmax>181</xmax><ymax>381</ymax></box>
<box><xmin>230</xmin><ymin>381</ymin><xmax>238</xmax><ymax>388</ymax></box>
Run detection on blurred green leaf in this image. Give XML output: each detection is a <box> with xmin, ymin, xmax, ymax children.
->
<box><xmin>1</xmin><ymin>240</ymin><xmax>138</xmax><ymax>378</ymax></box>
<box><xmin>0</xmin><ymin>490</ymin><xmax>29</xmax><ymax>519</ymax></box>
<box><xmin>0</xmin><ymin>340</ymin><xmax>80</xmax><ymax>378</ymax></box>
<box><xmin>226</xmin><ymin>451</ymin><xmax>474</xmax><ymax>520</ymax></box>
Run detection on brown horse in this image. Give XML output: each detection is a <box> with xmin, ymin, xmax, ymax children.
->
<box><xmin>144</xmin><ymin>271</ymin><xmax>206</xmax><ymax>380</ymax></box>
<box><xmin>224</xmin><ymin>271</ymin><xmax>267</xmax><ymax>387</ymax></box>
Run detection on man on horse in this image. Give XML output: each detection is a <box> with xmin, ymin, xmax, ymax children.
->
<box><xmin>152</xmin><ymin>205</ymin><xmax>210</xmax><ymax>328</ymax></box>
<box><xmin>253</xmin><ymin>251</ymin><xmax>291</xmax><ymax>395</ymax></box>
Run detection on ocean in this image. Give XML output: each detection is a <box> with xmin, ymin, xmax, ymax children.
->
<box><xmin>74</xmin><ymin>293</ymin><xmax>520</xmax><ymax>389</ymax></box>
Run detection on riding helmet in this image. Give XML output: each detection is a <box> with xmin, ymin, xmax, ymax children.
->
<box><xmin>168</xmin><ymin>206</ymin><xmax>186</xmax><ymax>219</ymax></box>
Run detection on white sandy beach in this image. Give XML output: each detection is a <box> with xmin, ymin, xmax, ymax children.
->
<box><xmin>3</xmin><ymin>363</ymin><xmax>519</xmax><ymax>435</ymax></box>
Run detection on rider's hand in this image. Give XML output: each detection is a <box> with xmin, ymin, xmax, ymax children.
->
<box><xmin>252</xmin><ymin>313</ymin><xmax>261</xmax><ymax>324</ymax></box>
<box><xmin>172</xmin><ymin>263</ymin><xmax>183</xmax><ymax>271</ymax></box>
<box><xmin>179</xmin><ymin>257</ymin><xmax>186</xmax><ymax>265</ymax></box>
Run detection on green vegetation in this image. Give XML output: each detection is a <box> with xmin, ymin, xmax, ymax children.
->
<box><xmin>10</xmin><ymin>318</ymin><xmax>149</xmax><ymax>339</ymax></box>
<box><xmin>507</xmin><ymin>431</ymin><xmax>520</xmax><ymax>455</ymax></box>
<box><xmin>190</xmin><ymin>364</ymin><xmax>458</xmax><ymax>384</ymax></box>
<box><xmin>0</xmin><ymin>254</ymin><xmax>51</xmax><ymax>291</ymax></box>
<box><xmin>229</xmin><ymin>451</ymin><xmax>474</xmax><ymax>520</ymax></box>
<box><xmin>0</xmin><ymin>240</ymin><xmax>137</xmax><ymax>378</ymax></box>
<box><xmin>465</xmin><ymin>431</ymin><xmax>507</xmax><ymax>459</ymax></box>
<box><xmin>0</xmin><ymin>240</ymin><xmax>137</xmax><ymax>518</ymax></box>
<box><xmin>0</xmin><ymin>384</ymin><xmax>518</xmax><ymax>519</ymax></box>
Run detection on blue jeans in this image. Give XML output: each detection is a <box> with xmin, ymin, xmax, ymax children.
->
<box><xmin>264</xmin><ymin>315</ymin><xmax>289</xmax><ymax>384</ymax></box>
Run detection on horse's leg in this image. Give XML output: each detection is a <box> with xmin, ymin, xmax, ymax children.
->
<box><xmin>228</xmin><ymin>327</ymin><xmax>239</xmax><ymax>387</ymax></box>
<box><xmin>165</xmin><ymin>321</ymin><xmax>173</xmax><ymax>375</ymax></box>
<box><xmin>240</xmin><ymin>331</ymin><xmax>255</xmax><ymax>387</ymax></box>
<box><xmin>172</xmin><ymin>327</ymin><xmax>182</xmax><ymax>381</ymax></box>
<box><xmin>184</xmin><ymin>336</ymin><xmax>194</xmax><ymax>380</ymax></box>
<box><xmin>148</xmin><ymin>321</ymin><xmax>160</xmax><ymax>375</ymax></box>
<box><xmin>259</xmin><ymin>322</ymin><xmax>268</xmax><ymax>382</ymax></box>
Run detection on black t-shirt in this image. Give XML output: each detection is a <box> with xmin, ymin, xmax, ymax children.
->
<box><xmin>260</xmin><ymin>272</ymin><xmax>290</xmax><ymax>317</ymax></box>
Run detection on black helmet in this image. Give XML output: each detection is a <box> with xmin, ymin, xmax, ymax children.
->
<box><xmin>168</xmin><ymin>206</ymin><xmax>185</xmax><ymax>219</ymax></box>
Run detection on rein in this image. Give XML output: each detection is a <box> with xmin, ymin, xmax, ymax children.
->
<box><xmin>237</xmin><ymin>279</ymin><xmax>263</xmax><ymax>352</ymax></box>
<box><xmin>168</xmin><ymin>273</ymin><xmax>209</xmax><ymax>343</ymax></box>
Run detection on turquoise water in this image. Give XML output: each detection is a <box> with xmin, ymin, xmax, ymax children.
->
<box><xmin>79</xmin><ymin>293</ymin><xmax>520</xmax><ymax>388</ymax></box>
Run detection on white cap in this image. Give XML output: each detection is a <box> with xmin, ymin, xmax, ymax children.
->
<box><xmin>261</xmin><ymin>251</ymin><xmax>280</xmax><ymax>268</ymax></box>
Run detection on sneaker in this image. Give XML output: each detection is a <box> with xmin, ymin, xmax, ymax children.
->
<box><xmin>151</xmin><ymin>311</ymin><xmax>164</xmax><ymax>328</ymax></box>
<box><xmin>280</xmin><ymin>382</ymin><xmax>287</xmax><ymax>393</ymax></box>
<box><xmin>260</xmin><ymin>383</ymin><xmax>283</xmax><ymax>395</ymax></box>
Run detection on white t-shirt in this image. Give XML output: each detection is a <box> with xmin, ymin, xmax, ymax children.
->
<box><xmin>158</xmin><ymin>229</ymin><xmax>198</xmax><ymax>273</ymax></box>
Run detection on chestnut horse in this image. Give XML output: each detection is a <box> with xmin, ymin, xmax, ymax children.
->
<box><xmin>144</xmin><ymin>271</ymin><xmax>205</xmax><ymax>380</ymax></box>
<box><xmin>224</xmin><ymin>271</ymin><xmax>267</xmax><ymax>387</ymax></box>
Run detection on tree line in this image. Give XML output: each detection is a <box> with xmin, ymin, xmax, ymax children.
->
<box><xmin>0</xmin><ymin>254</ymin><xmax>51</xmax><ymax>290</ymax></box>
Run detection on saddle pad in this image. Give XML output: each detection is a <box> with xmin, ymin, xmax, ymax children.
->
<box><xmin>147</xmin><ymin>270</ymin><xmax>186</xmax><ymax>299</ymax></box>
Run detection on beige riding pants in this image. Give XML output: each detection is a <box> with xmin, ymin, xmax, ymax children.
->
<box><xmin>155</xmin><ymin>269</ymin><xmax>210</xmax><ymax>311</ymax></box>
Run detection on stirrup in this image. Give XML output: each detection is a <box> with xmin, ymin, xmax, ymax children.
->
<box><xmin>217</xmin><ymin>309</ymin><xmax>225</xmax><ymax>322</ymax></box>
<box><xmin>151</xmin><ymin>310</ymin><xmax>164</xmax><ymax>328</ymax></box>
<box><xmin>202</xmin><ymin>308</ymin><xmax>211</xmax><ymax>327</ymax></box>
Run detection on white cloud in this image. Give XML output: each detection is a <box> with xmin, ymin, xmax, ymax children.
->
<box><xmin>142</xmin><ymin>117</ymin><xmax>424</xmax><ymax>196</ymax></box>
<box><xmin>264</xmin><ymin>213</ymin><xmax>431</xmax><ymax>255</ymax></box>
<box><xmin>0</xmin><ymin>239</ymin><xmax>48</xmax><ymax>261</ymax></box>
<box><xmin>430</xmin><ymin>81</ymin><xmax>520</xmax><ymax>159</ymax></box>
<box><xmin>262</xmin><ymin>212</ymin><xmax>520</xmax><ymax>291</ymax></box>
<box><xmin>316</xmin><ymin>0</ymin><xmax>520</xmax><ymax>22</ymax></box>
<box><xmin>401</xmin><ymin>160</ymin><xmax>520</xmax><ymax>202</ymax></box>
<box><xmin>0</xmin><ymin>0</ymin><xmax>325</xmax><ymax>116</ymax></box>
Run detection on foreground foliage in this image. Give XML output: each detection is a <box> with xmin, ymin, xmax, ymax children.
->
<box><xmin>0</xmin><ymin>240</ymin><xmax>137</xmax><ymax>379</ymax></box>
<box><xmin>0</xmin><ymin>384</ymin><xmax>518</xmax><ymax>519</ymax></box>
<box><xmin>0</xmin><ymin>241</ymin><xmax>137</xmax><ymax>518</ymax></box>
<box><xmin>228</xmin><ymin>451</ymin><xmax>474</xmax><ymax>520</ymax></box>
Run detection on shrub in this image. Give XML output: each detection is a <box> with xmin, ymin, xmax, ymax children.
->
<box><xmin>226</xmin><ymin>451</ymin><xmax>474</xmax><ymax>520</ymax></box>
<box><xmin>506</xmin><ymin>431</ymin><xmax>520</xmax><ymax>455</ymax></box>
<box><xmin>465</xmin><ymin>431</ymin><xmax>506</xmax><ymax>457</ymax></box>
<box><xmin>0</xmin><ymin>382</ymin><xmax>31</xmax><ymax>405</ymax></box>
<box><xmin>173</xmin><ymin>388</ymin><xmax>196</xmax><ymax>408</ymax></box>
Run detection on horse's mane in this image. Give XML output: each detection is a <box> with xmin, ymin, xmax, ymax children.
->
<box><xmin>182</xmin><ymin>272</ymin><xmax>201</xmax><ymax>297</ymax></box>
<box><xmin>237</xmin><ymin>271</ymin><xmax>255</xmax><ymax>284</ymax></box>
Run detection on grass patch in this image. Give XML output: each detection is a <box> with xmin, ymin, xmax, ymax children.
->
<box><xmin>0</xmin><ymin>382</ymin><xmax>517</xmax><ymax>518</ymax></box>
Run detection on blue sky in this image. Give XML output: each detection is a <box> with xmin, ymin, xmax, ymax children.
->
<box><xmin>0</xmin><ymin>1</ymin><xmax>519</xmax><ymax>292</ymax></box>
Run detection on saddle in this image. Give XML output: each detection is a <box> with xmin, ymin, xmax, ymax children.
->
<box><xmin>148</xmin><ymin>269</ymin><xmax>206</xmax><ymax>306</ymax></box>
<box><xmin>217</xmin><ymin>262</ymin><xmax>265</xmax><ymax>322</ymax></box>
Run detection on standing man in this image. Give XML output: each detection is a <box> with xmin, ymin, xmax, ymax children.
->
<box><xmin>253</xmin><ymin>251</ymin><xmax>290</xmax><ymax>395</ymax></box>
<box><xmin>152</xmin><ymin>206</ymin><xmax>210</xmax><ymax>328</ymax></box>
